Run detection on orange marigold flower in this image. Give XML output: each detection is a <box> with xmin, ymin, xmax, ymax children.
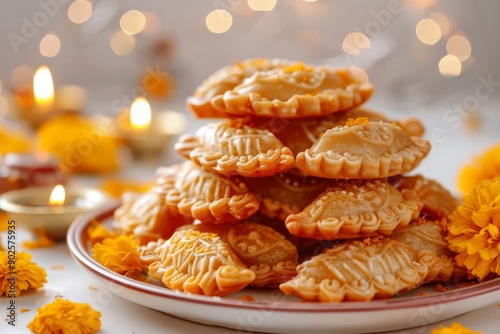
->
<box><xmin>431</xmin><ymin>322</ymin><xmax>484</xmax><ymax>334</ymax></box>
<box><xmin>458</xmin><ymin>144</ymin><xmax>500</xmax><ymax>195</ymax></box>
<box><xmin>99</xmin><ymin>178</ymin><xmax>152</xmax><ymax>198</ymax></box>
<box><xmin>0</xmin><ymin>251</ymin><xmax>47</xmax><ymax>296</ymax></box>
<box><xmin>447</xmin><ymin>179</ymin><xmax>500</xmax><ymax>279</ymax></box>
<box><xmin>87</xmin><ymin>219</ymin><xmax>118</xmax><ymax>245</ymax></box>
<box><xmin>92</xmin><ymin>235</ymin><xmax>144</xmax><ymax>276</ymax></box>
<box><xmin>0</xmin><ymin>124</ymin><xmax>32</xmax><ymax>154</ymax></box>
<box><xmin>27</xmin><ymin>298</ymin><xmax>101</xmax><ymax>334</ymax></box>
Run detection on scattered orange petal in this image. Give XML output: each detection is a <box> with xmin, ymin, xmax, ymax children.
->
<box><xmin>22</xmin><ymin>229</ymin><xmax>55</xmax><ymax>249</ymax></box>
<box><xmin>238</xmin><ymin>295</ymin><xmax>256</xmax><ymax>302</ymax></box>
<box><xmin>20</xmin><ymin>308</ymin><xmax>31</xmax><ymax>313</ymax></box>
<box><xmin>50</xmin><ymin>265</ymin><xmax>65</xmax><ymax>270</ymax></box>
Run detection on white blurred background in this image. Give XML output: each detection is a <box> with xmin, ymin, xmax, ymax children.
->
<box><xmin>1</xmin><ymin>0</ymin><xmax>499</xmax><ymax>192</ymax></box>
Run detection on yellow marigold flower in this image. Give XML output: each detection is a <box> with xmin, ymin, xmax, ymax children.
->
<box><xmin>27</xmin><ymin>298</ymin><xmax>101</xmax><ymax>334</ymax></box>
<box><xmin>37</xmin><ymin>114</ymin><xmax>120</xmax><ymax>174</ymax></box>
<box><xmin>447</xmin><ymin>179</ymin><xmax>500</xmax><ymax>279</ymax></box>
<box><xmin>0</xmin><ymin>124</ymin><xmax>32</xmax><ymax>154</ymax></box>
<box><xmin>99</xmin><ymin>178</ymin><xmax>153</xmax><ymax>198</ymax></box>
<box><xmin>431</xmin><ymin>322</ymin><xmax>484</xmax><ymax>334</ymax></box>
<box><xmin>0</xmin><ymin>251</ymin><xmax>47</xmax><ymax>296</ymax></box>
<box><xmin>22</xmin><ymin>229</ymin><xmax>56</xmax><ymax>249</ymax></box>
<box><xmin>458</xmin><ymin>144</ymin><xmax>500</xmax><ymax>195</ymax></box>
<box><xmin>87</xmin><ymin>219</ymin><xmax>117</xmax><ymax>245</ymax></box>
<box><xmin>92</xmin><ymin>235</ymin><xmax>144</xmax><ymax>276</ymax></box>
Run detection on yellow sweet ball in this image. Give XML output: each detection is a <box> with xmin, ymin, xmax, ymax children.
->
<box><xmin>36</xmin><ymin>114</ymin><xmax>120</xmax><ymax>173</ymax></box>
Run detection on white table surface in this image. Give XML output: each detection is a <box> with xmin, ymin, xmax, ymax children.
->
<box><xmin>2</xmin><ymin>95</ymin><xmax>500</xmax><ymax>334</ymax></box>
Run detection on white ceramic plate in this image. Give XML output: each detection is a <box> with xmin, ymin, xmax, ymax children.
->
<box><xmin>67</xmin><ymin>204</ymin><xmax>500</xmax><ymax>334</ymax></box>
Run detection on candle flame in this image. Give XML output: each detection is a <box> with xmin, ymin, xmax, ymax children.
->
<box><xmin>33</xmin><ymin>66</ymin><xmax>54</xmax><ymax>108</ymax></box>
<box><xmin>49</xmin><ymin>184</ymin><xmax>65</xmax><ymax>206</ymax></box>
<box><xmin>130</xmin><ymin>97</ymin><xmax>151</xmax><ymax>131</ymax></box>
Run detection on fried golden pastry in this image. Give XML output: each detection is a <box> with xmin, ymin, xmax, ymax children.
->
<box><xmin>390</xmin><ymin>220</ymin><xmax>454</xmax><ymax>282</ymax></box>
<box><xmin>209</xmin><ymin>61</ymin><xmax>373</xmax><ymax>119</ymax></box>
<box><xmin>139</xmin><ymin>238</ymin><xmax>165</xmax><ymax>266</ymax></box>
<box><xmin>114</xmin><ymin>189</ymin><xmax>192</xmax><ymax>245</ymax></box>
<box><xmin>156</xmin><ymin>162</ymin><xmax>260</xmax><ymax>224</ymax></box>
<box><xmin>280</xmin><ymin>239</ymin><xmax>430</xmax><ymax>302</ymax></box>
<box><xmin>249</xmin><ymin>108</ymin><xmax>425</xmax><ymax>157</ymax></box>
<box><xmin>148</xmin><ymin>230</ymin><xmax>255</xmax><ymax>296</ymax></box>
<box><xmin>187</xmin><ymin>59</ymin><xmax>280</xmax><ymax>118</ymax></box>
<box><xmin>285</xmin><ymin>179</ymin><xmax>422</xmax><ymax>240</ymax></box>
<box><xmin>244</xmin><ymin>173</ymin><xmax>336</xmax><ymax>221</ymax></box>
<box><xmin>296</xmin><ymin>120</ymin><xmax>431</xmax><ymax>179</ymax></box>
<box><xmin>175</xmin><ymin>120</ymin><xmax>294</xmax><ymax>177</ymax></box>
<box><xmin>393</xmin><ymin>175</ymin><xmax>460</xmax><ymax>220</ymax></box>
<box><xmin>180</xmin><ymin>222</ymin><xmax>298</xmax><ymax>287</ymax></box>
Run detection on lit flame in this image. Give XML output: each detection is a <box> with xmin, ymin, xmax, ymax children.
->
<box><xmin>33</xmin><ymin>66</ymin><xmax>54</xmax><ymax>108</ymax></box>
<box><xmin>49</xmin><ymin>184</ymin><xmax>65</xmax><ymax>206</ymax></box>
<box><xmin>129</xmin><ymin>97</ymin><xmax>151</xmax><ymax>131</ymax></box>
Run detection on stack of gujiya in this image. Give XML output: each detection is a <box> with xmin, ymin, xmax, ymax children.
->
<box><xmin>114</xmin><ymin>59</ymin><xmax>462</xmax><ymax>301</ymax></box>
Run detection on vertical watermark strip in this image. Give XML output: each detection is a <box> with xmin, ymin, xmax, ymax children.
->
<box><xmin>6</xmin><ymin>219</ymin><xmax>17</xmax><ymax>327</ymax></box>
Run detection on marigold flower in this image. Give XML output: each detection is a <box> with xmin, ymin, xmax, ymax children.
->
<box><xmin>87</xmin><ymin>220</ymin><xmax>118</xmax><ymax>245</ymax></box>
<box><xmin>92</xmin><ymin>235</ymin><xmax>144</xmax><ymax>276</ymax></box>
<box><xmin>447</xmin><ymin>179</ymin><xmax>500</xmax><ymax>279</ymax></box>
<box><xmin>431</xmin><ymin>322</ymin><xmax>484</xmax><ymax>334</ymax></box>
<box><xmin>0</xmin><ymin>251</ymin><xmax>47</xmax><ymax>296</ymax></box>
<box><xmin>0</xmin><ymin>124</ymin><xmax>32</xmax><ymax>154</ymax></box>
<box><xmin>27</xmin><ymin>298</ymin><xmax>101</xmax><ymax>334</ymax></box>
<box><xmin>458</xmin><ymin>144</ymin><xmax>500</xmax><ymax>195</ymax></box>
<box><xmin>99</xmin><ymin>178</ymin><xmax>152</xmax><ymax>198</ymax></box>
<box><xmin>37</xmin><ymin>114</ymin><xmax>120</xmax><ymax>173</ymax></box>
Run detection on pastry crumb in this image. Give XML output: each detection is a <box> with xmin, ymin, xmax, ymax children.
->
<box><xmin>51</xmin><ymin>265</ymin><xmax>65</xmax><ymax>270</ymax></box>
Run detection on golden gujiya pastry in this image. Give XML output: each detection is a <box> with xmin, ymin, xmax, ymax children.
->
<box><xmin>390</xmin><ymin>220</ymin><xmax>454</xmax><ymax>282</ymax></box>
<box><xmin>180</xmin><ymin>222</ymin><xmax>299</xmax><ymax>287</ymax></box>
<box><xmin>139</xmin><ymin>238</ymin><xmax>165</xmax><ymax>266</ymax></box>
<box><xmin>393</xmin><ymin>175</ymin><xmax>460</xmax><ymax>220</ymax></box>
<box><xmin>248</xmin><ymin>108</ymin><xmax>425</xmax><ymax>159</ymax></box>
<box><xmin>244</xmin><ymin>173</ymin><xmax>336</xmax><ymax>221</ymax></box>
<box><xmin>208</xmin><ymin>60</ymin><xmax>373</xmax><ymax>119</ymax></box>
<box><xmin>296</xmin><ymin>119</ymin><xmax>431</xmax><ymax>179</ymax></box>
<box><xmin>114</xmin><ymin>189</ymin><xmax>191</xmax><ymax>245</ymax></box>
<box><xmin>175</xmin><ymin>120</ymin><xmax>294</xmax><ymax>177</ymax></box>
<box><xmin>279</xmin><ymin>238</ymin><xmax>430</xmax><ymax>302</ymax></box>
<box><xmin>148</xmin><ymin>230</ymin><xmax>255</xmax><ymax>296</ymax></box>
<box><xmin>285</xmin><ymin>179</ymin><xmax>422</xmax><ymax>240</ymax></box>
<box><xmin>187</xmin><ymin>59</ymin><xmax>280</xmax><ymax>118</ymax></box>
<box><xmin>156</xmin><ymin>162</ymin><xmax>260</xmax><ymax>224</ymax></box>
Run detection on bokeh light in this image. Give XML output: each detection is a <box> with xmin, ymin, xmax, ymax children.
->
<box><xmin>439</xmin><ymin>55</ymin><xmax>462</xmax><ymax>77</ymax></box>
<box><xmin>348</xmin><ymin>66</ymin><xmax>369</xmax><ymax>83</ymax></box>
<box><xmin>68</xmin><ymin>0</ymin><xmax>92</xmax><ymax>24</ymax></box>
<box><xmin>110</xmin><ymin>31</ymin><xmax>136</xmax><ymax>56</ymax></box>
<box><xmin>416</xmin><ymin>19</ymin><xmax>441</xmax><ymax>45</ymax></box>
<box><xmin>404</xmin><ymin>0</ymin><xmax>436</xmax><ymax>10</ymax></box>
<box><xmin>446</xmin><ymin>35</ymin><xmax>471</xmax><ymax>61</ymax></box>
<box><xmin>342</xmin><ymin>32</ymin><xmax>371</xmax><ymax>55</ymax></box>
<box><xmin>120</xmin><ymin>10</ymin><xmax>146</xmax><ymax>35</ymax></box>
<box><xmin>428</xmin><ymin>13</ymin><xmax>450</xmax><ymax>36</ymax></box>
<box><xmin>247</xmin><ymin>0</ymin><xmax>277</xmax><ymax>11</ymax></box>
<box><xmin>0</xmin><ymin>95</ymin><xmax>7</xmax><ymax>118</ymax></box>
<box><xmin>206</xmin><ymin>10</ymin><xmax>233</xmax><ymax>34</ymax></box>
<box><xmin>11</xmin><ymin>65</ymin><xmax>34</xmax><ymax>88</ymax></box>
<box><xmin>39</xmin><ymin>34</ymin><xmax>61</xmax><ymax>57</ymax></box>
